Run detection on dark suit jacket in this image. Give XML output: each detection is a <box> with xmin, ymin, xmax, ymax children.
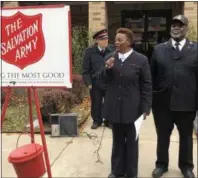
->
<box><xmin>150</xmin><ymin>39</ymin><xmax>198</xmax><ymax>111</ymax></box>
<box><xmin>82</xmin><ymin>44</ymin><xmax>114</xmax><ymax>89</ymax></box>
<box><xmin>97</xmin><ymin>50</ymin><xmax>152</xmax><ymax>123</ymax></box>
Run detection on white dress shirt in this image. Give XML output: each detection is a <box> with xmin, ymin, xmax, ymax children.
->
<box><xmin>98</xmin><ymin>45</ymin><xmax>105</xmax><ymax>51</ymax></box>
<box><xmin>118</xmin><ymin>49</ymin><xmax>133</xmax><ymax>62</ymax></box>
<box><xmin>172</xmin><ymin>38</ymin><xmax>186</xmax><ymax>51</ymax></box>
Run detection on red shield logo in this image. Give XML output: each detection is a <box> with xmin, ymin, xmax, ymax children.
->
<box><xmin>1</xmin><ymin>11</ymin><xmax>45</xmax><ymax>70</ymax></box>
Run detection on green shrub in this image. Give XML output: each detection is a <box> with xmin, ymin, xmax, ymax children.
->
<box><xmin>72</xmin><ymin>26</ymin><xmax>89</xmax><ymax>74</ymax></box>
<box><xmin>40</xmin><ymin>74</ymin><xmax>86</xmax><ymax>121</ymax></box>
<box><xmin>187</xmin><ymin>21</ymin><xmax>197</xmax><ymax>42</ymax></box>
<box><xmin>70</xmin><ymin>74</ymin><xmax>86</xmax><ymax>104</ymax></box>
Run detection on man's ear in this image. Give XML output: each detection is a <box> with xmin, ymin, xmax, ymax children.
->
<box><xmin>184</xmin><ymin>25</ymin><xmax>188</xmax><ymax>35</ymax></box>
<box><xmin>186</xmin><ymin>25</ymin><xmax>189</xmax><ymax>32</ymax></box>
<box><xmin>127</xmin><ymin>39</ymin><xmax>131</xmax><ymax>46</ymax></box>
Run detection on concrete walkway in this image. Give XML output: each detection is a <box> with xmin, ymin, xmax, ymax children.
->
<box><xmin>1</xmin><ymin>114</ymin><xmax>197</xmax><ymax>178</ymax></box>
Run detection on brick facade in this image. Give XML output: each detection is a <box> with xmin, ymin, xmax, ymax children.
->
<box><xmin>2</xmin><ymin>1</ymin><xmax>197</xmax><ymax>38</ymax></box>
<box><xmin>88</xmin><ymin>2</ymin><xmax>107</xmax><ymax>37</ymax></box>
<box><xmin>2</xmin><ymin>1</ymin><xmax>19</xmax><ymax>7</ymax></box>
<box><xmin>184</xmin><ymin>2</ymin><xmax>197</xmax><ymax>32</ymax></box>
<box><xmin>87</xmin><ymin>2</ymin><xmax>197</xmax><ymax>42</ymax></box>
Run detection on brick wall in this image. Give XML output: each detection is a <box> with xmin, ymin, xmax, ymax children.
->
<box><xmin>2</xmin><ymin>1</ymin><xmax>197</xmax><ymax>40</ymax></box>
<box><xmin>2</xmin><ymin>1</ymin><xmax>19</xmax><ymax>7</ymax></box>
<box><xmin>184</xmin><ymin>2</ymin><xmax>197</xmax><ymax>32</ymax></box>
<box><xmin>88</xmin><ymin>2</ymin><xmax>107</xmax><ymax>38</ymax></box>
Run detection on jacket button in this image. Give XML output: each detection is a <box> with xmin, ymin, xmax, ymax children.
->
<box><xmin>118</xmin><ymin>97</ymin><xmax>121</xmax><ymax>100</ymax></box>
<box><xmin>120</xmin><ymin>74</ymin><xmax>122</xmax><ymax>76</ymax></box>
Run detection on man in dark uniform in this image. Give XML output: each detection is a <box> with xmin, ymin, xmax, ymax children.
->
<box><xmin>151</xmin><ymin>15</ymin><xmax>198</xmax><ymax>178</ymax></box>
<box><xmin>82</xmin><ymin>29</ymin><xmax>114</xmax><ymax>129</ymax></box>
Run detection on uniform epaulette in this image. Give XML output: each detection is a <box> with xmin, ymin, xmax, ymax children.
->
<box><xmin>189</xmin><ymin>41</ymin><xmax>197</xmax><ymax>45</ymax></box>
<box><xmin>85</xmin><ymin>45</ymin><xmax>95</xmax><ymax>52</ymax></box>
<box><xmin>155</xmin><ymin>41</ymin><xmax>168</xmax><ymax>48</ymax></box>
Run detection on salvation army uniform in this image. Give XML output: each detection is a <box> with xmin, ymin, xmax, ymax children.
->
<box><xmin>97</xmin><ymin>49</ymin><xmax>152</xmax><ymax>177</ymax></box>
<box><xmin>82</xmin><ymin>29</ymin><xmax>114</xmax><ymax>128</ymax></box>
<box><xmin>150</xmin><ymin>15</ymin><xmax>198</xmax><ymax>178</ymax></box>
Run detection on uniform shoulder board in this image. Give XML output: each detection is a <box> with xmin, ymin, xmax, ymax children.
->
<box><xmin>191</xmin><ymin>41</ymin><xmax>198</xmax><ymax>45</ymax></box>
<box><xmin>83</xmin><ymin>46</ymin><xmax>93</xmax><ymax>55</ymax></box>
<box><xmin>189</xmin><ymin>41</ymin><xmax>197</xmax><ymax>44</ymax></box>
<box><xmin>86</xmin><ymin>44</ymin><xmax>96</xmax><ymax>51</ymax></box>
<box><xmin>107</xmin><ymin>44</ymin><xmax>115</xmax><ymax>50</ymax></box>
<box><xmin>163</xmin><ymin>41</ymin><xmax>168</xmax><ymax>45</ymax></box>
<box><xmin>155</xmin><ymin>41</ymin><xmax>167</xmax><ymax>47</ymax></box>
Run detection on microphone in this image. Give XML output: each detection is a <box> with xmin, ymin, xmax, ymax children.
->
<box><xmin>105</xmin><ymin>50</ymin><xmax>117</xmax><ymax>68</ymax></box>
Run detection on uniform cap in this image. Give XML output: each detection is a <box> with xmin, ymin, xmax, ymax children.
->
<box><xmin>172</xmin><ymin>15</ymin><xmax>189</xmax><ymax>26</ymax></box>
<box><xmin>93</xmin><ymin>29</ymin><xmax>108</xmax><ymax>40</ymax></box>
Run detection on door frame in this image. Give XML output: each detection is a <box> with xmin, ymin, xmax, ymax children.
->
<box><xmin>121</xmin><ymin>9</ymin><xmax>172</xmax><ymax>34</ymax></box>
<box><xmin>121</xmin><ymin>9</ymin><xmax>172</xmax><ymax>57</ymax></box>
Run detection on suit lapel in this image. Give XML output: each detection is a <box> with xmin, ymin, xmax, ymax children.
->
<box><xmin>170</xmin><ymin>38</ymin><xmax>193</xmax><ymax>60</ymax></box>
<box><xmin>165</xmin><ymin>39</ymin><xmax>176</xmax><ymax>60</ymax></box>
<box><xmin>94</xmin><ymin>46</ymin><xmax>105</xmax><ymax>60</ymax></box>
<box><xmin>180</xmin><ymin>39</ymin><xmax>193</xmax><ymax>56</ymax></box>
<box><xmin>106</xmin><ymin>45</ymin><xmax>112</xmax><ymax>53</ymax></box>
<box><xmin>168</xmin><ymin>38</ymin><xmax>183</xmax><ymax>60</ymax></box>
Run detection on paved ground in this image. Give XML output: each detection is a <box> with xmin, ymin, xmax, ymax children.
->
<box><xmin>1</xmin><ymin>114</ymin><xmax>197</xmax><ymax>178</ymax></box>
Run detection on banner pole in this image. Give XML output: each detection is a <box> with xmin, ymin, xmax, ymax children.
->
<box><xmin>27</xmin><ymin>88</ymin><xmax>35</xmax><ymax>143</ymax></box>
<box><xmin>32</xmin><ymin>87</ymin><xmax>52</xmax><ymax>178</ymax></box>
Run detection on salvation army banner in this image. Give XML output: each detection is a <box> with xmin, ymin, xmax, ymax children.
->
<box><xmin>1</xmin><ymin>5</ymin><xmax>72</xmax><ymax>88</ymax></box>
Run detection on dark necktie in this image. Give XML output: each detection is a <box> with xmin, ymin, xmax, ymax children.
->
<box><xmin>175</xmin><ymin>42</ymin><xmax>180</xmax><ymax>52</ymax></box>
<box><xmin>101</xmin><ymin>50</ymin><xmax>105</xmax><ymax>57</ymax></box>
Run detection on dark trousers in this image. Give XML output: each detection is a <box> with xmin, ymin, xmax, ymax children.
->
<box><xmin>90</xmin><ymin>84</ymin><xmax>106</xmax><ymax>124</ymax></box>
<box><xmin>153</xmin><ymin>108</ymin><xmax>195</xmax><ymax>171</ymax></box>
<box><xmin>111</xmin><ymin>123</ymin><xmax>138</xmax><ymax>177</ymax></box>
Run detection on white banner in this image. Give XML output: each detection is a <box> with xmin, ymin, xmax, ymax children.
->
<box><xmin>1</xmin><ymin>5</ymin><xmax>72</xmax><ymax>88</ymax></box>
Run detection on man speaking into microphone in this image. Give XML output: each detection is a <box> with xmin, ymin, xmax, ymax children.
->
<box><xmin>97</xmin><ymin>27</ymin><xmax>152</xmax><ymax>178</ymax></box>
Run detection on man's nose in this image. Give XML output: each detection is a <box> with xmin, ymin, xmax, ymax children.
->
<box><xmin>173</xmin><ymin>25</ymin><xmax>180</xmax><ymax>29</ymax></box>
